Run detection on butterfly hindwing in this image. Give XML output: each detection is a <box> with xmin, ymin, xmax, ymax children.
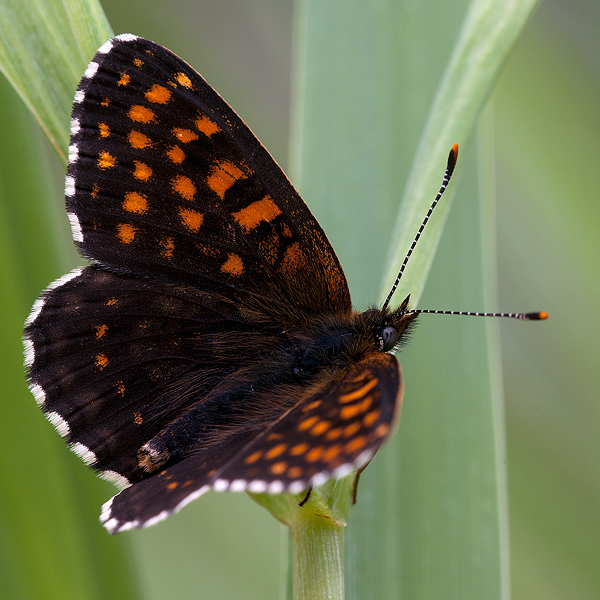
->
<box><xmin>100</xmin><ymin>353</ymin><xmax>401</xmax><ymax>533</ymax></box>
<box><xmin>25</xmin><ymin>266</ymin><xmax>235</xmax><ymax>485</ymax></box>
<box><xmin>213</xmin><ymin>352</ymin><xmax>402</xmax><ymax>489</ymax></box>
<box><xmin>67</xmin><ymin>35</ymin><xmax>350</xmax><ymax>315</ymax></box>
<box><xmin>25</xmin><ymin>263</ymin><xmax>322</xmax><ymax>486</ymax></box>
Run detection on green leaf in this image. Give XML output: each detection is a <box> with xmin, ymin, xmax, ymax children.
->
<box><xmin>0</xmin><ymin>0</ymin><xmax>112</xmax><ymax>163</ymax></box>
<box><xmin>8</xmin><ymin>2</ymin><xmax>592</xmax><ymax>600</ymax></box>
<box><xmin>494</xmin><ymin>15</ymin><xmax>600</xmax><ymax>598</ymax></box>
<box><xmin>382</xmin><ymin>0</ymin><xmax>541</xmax><ymax>305</ymax></box>
<box><xmin>0</xmin><ymin>2</ymin><xmax>140</xmax><ymax>599</ymax></box>
<box><xmin>0</xmin><ymin>71</ymin><xmax>141</xmax><ymax>600</ymax></box>
<box><xmin>291</xmin><ymin>0</ymin><xmax>538</xmax><ymax>597</ymax></box>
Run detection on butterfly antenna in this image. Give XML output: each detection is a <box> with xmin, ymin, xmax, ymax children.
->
<box><xmin>382</xmin><ymin>144</ymin><xmax>459</xmax><ymax>312</ymax></box>
<box><xmin>407</xmin><ymin>308</ymin><xmax>548</xmax><ymax>321</ymax></box>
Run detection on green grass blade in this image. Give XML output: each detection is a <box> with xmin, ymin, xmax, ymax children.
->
<box><xmin>0</xmin><ymin>0</ymin><xmax>112</xmax><ymax>163</ymax></box>
<box><xmin>291</xmin><ymin>0</ymin><xmax>537</xmax><ymax>598</ymax></box>
<box><xmin>381</xmin><ymin>0</ymin><xmax>539</xmax><ymax>305</ymax></box>
<box><xmin>0</xmin><ymin>76</ymin><xmax>141</xmax><ymax>600</ymax></box>
<box><xmin>494</xmin><ymin>14</ymin><xmax>600</xmax><ymax>597</ymax></box>
<box><xmin>0</xmin><ymin>2</ymin><xmax>141</xmax><ymax>599</ymax></box>
<box><xmin>6</xmin><ymin>1</ymin><xmax>590</xmax><ymax>599</ymax></box>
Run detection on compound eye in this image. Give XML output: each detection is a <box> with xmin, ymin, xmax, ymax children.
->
<box><xmin>380</xmin><ymin>326</ymin><xmax>398</xmax><ymax>351</ymax></box>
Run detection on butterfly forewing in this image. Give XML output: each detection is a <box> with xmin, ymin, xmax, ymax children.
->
<box><xmin>67</xmin><ymin>35</ymin><xmax>350</xmax><ymax>315</ymax></box>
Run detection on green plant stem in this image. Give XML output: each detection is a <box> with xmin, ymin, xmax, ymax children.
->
<box><xmin>251</xmin><ymin>476</ymin><xmax>354</xmax><ymax>600</ymax></box>
<box><xmin>289</xmin><ymin>479</ymin><xmax>354</xmax><ymax>599</ymax></box>
<box><xmin>290</xmin><ymin>503</ymin><xmax>345</xmax><ymax>600</ymax></box>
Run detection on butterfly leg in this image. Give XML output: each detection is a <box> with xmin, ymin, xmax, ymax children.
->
<box><xmin>298</xmin><ymin>485</ymin><xmax>313</xmax><ymax>507</ymax></box>
<box><xmin>351</xmin><ymin>460</ymin><xmax>372</xmax><ymax>504</ymax></box>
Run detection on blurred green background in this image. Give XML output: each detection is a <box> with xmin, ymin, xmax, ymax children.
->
<box><xmin>1</xmin><ymin>0</ymin><xmax>598</xmax><ymax>599</ymax></box>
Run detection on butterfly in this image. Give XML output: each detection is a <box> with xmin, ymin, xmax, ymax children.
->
<box><xmin>23</xmin><ymin>34</ymin><xmax>545</xmax><ymax>534</ymax></box>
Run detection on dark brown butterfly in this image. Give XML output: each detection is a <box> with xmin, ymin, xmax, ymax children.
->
<box><xmin>23</xmin><ymin>35</ymin><xmax>546</xmax><ymax>534</ymax></box>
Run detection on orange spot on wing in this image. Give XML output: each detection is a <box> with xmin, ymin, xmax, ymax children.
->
<box><xmin>323</xmin><ymin>444</ymin><xmax>343</xmax><ymax>462</ymax></box>
<box><xmin>265</xmin><ymin>444</ymin><xmax>287</xmax><ymax>460</ymax></box>
<box><xmin>374</xmin><ymin>423</ymin><xmax>390</xmax><ymax>438</ymax></box>
<box><xmin>101</xmin><ymin>98</ymin><xmax>110</xmax><ymax>107</ymax></box>
<box><xmin>342</xmin><ymin>422</ymin><xmax>361</xmax><ymax>438</ymax></box>
<box><xmin>221</xmin><ymin>253</ymin><xmax>243</xmax><ymax>276</ymax></box>
<box><xmin>338</xmin><ymin>378</ymin><xmax>378</xmax><ymax>403</ymax></box>
<box><xmin>206</xmin><ymin>160</ymin><xmax>247</xmax><ymax>199</ymax></box>
<box><xmin>133</xmin><ymin>412</ymin><xmax>143</xmax><ymax>425</ymax></box>
<box><xmin>287</xmin><ymin>466</ymin><xmax>303</xmax><ymax>478</ymax></box>
<box><xmin>196</xmin><ymin>114</ymin><xmax>221</xmax><ymax>137</ymax></box>
<box><xmin>118</xmin><ymin>73</ymin><xmax>130</xmax><ymax>86</ymax></box>
<box><xmin>167</xmin><ymin>482</ymin><xmax>178</xmax><ymax>490</ymax></box>
<box><xmin>145</xmin><ymin>84</ymin><xmax>171</xmax><ymax>104</ymax></box>
<box><xmin>160</xmin><ymin>237</ymin><xmax>174</xmax><ymax>259</ymax></box>
<box><xmin>305</xmin><ymin>446</ymin><xmax>324</xmax><ymax>463</ymax></box>
<box><xmin>129</xmin><ymin>104</ymin><xmax>156</xmax><ymax>123</ymax></box>
<box><xmin>167</xmin><ymin>145</ymin><xmax>185</xmax><ymax>164</ymax></box>
<box><xmin>98</xmin><ymin>151</ymin><xmax>116</xmax><ymax>169</ymax></box>
<box><xmin>340</xmin><ymin>397</ymin><xmax>373</xmax><ymax>420</ymax></box>
<box><xmin>302</xmin><ymin>399</ymin><xmax>322</xmax><ymax>413</ymax></box>
<box><xmin>280</xmin><ymin>242</ymin><xmax>305</xmax><ymax>276</ymax></box>
<box><xmin>344</xmin><ymin>435</ymin><xmax>368</xmax><ymax>454</ymax></box>
<box><xmin>244</xmin><ymin>450</ymin><xmax>262</xmax><ymax>464</ymax></box>
<box><xmin>175</xmin><ymin>72</ymin><xmax>193</xmax><ymax>88</ymax></box>
<box><xmin>128</xmin><ymin>130</ymin><xmax>151</xmax><ymax>149</ymax></box>
<box><xmin>325</xmin><ymin>428</ymin><xmax>343</xmax><ymax>441</ymax></box>
<box><xmin>116</xmin><ymin>223</ymin><xmax>137</xmax><ymax>244</ymax></box>
<box><xmin>98</xmin><ymin>123</ymin><xmax>110</xmax><ymax>138</ymax></box>
<box><xmin>269</xmin><ymin>461</ymin><xmax>288</xmax><ymax>475</ymax></box>
<box><xmin>91</xmin><ymin>183</ymin><xmax>100</xmax><ymax>198</ymax></box>
<box><xmin>290</xmin><ymin>443</ymin><xmax>309</xmax><ymax>456</ymax></box>
<box><xmin>178</xmin><ymin>208</ymin><xmax>204</xmax><ymax>232</ymax></box>
<box><xmin>363</xmin><ymin>409</ymin><xmax>381</xmax><ymax>428</ymax></box>
<box><xmin>133</xmin><ymin>58</ymin><xmax>143</xmax><ymax>68</ymax></box>
<box><xmin>94</xmin><ymin>324</ymin><xmax>108</xmax><ymax>339</ymax></box>
<box><xmin>133</xmin><ymin>161</ymin><xmax>152</xmax><ymax>181</ymax></box>
<box><xmin>311</xmin><ymin>420</ymin><xmax>331</xmax><ymax>436</ymax></box>
<box><xmin>172</xmin><ymin>127</ymin><xmax>198</xmax><ymax>143</ymax></box>
<box><xmin>298</xmin><ymin>415</ymin><xmax>319</xmax><ymax>431</ymax></box>
<box><xmin>232</xmin><ymin>195</ymin><xmax>282</xmax><ymax>232</ymax></box>
<box><xmin>95</xmin><ymin>354</ymin><xmax>108</xmax><ymax>369</ymax></box>
<box><xmin>171</xmin><ymin>175</ymin><xmax>196</xmax><ymax>201</ymax></box>
<box><xmin>123</xmin><ymin>191</ymin><xmax>148</xmax><ymax>214</ymax></box>
<box><xmin>117</xmin><ymin>382</ymin><xmax>125</xmax><ymax>396</ymax></box>
<box><xmin>106</xmin><ymin>297</ymin><xmax>118</xmax><ymax>306</ymax></box>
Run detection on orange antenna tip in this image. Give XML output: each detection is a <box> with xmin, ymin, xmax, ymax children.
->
<box><xmin>523</xmin><ymin>311</ymin><xmax>548</xmax><ymax>320</ymax></box>
<box><xmin>447</xmin><ymin>144</ymin><xmax>459</xmax><ymax>177</ymax></box>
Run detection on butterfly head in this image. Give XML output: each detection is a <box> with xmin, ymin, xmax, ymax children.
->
<box><xmin>360</xmin><ymin>295</ymin><xmax>418</xmax><ymax>355</ymax></box>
